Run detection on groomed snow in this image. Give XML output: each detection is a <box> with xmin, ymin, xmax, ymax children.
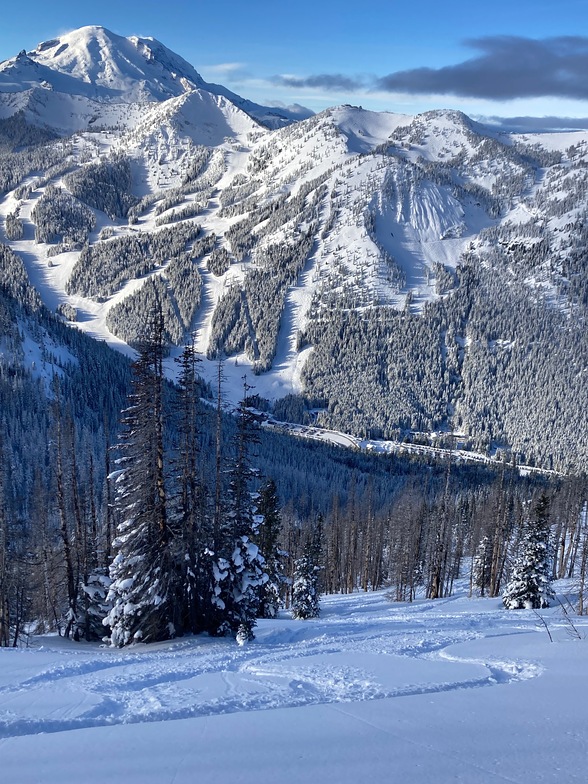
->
<box><xmin>1</xmin><ymin>585</ymin><xmax>587</xmax><ymax>783</ymax></box>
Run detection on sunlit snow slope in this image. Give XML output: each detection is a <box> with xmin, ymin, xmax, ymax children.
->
<box><xmin>1</xmin><ymin>587</ymin><xmax>587</xmax><ymax>783</ymax></box>
<box><xmin>2</xmin><ymin>26</ymin><xmax>588</xmax><ymax>468</ymax></box>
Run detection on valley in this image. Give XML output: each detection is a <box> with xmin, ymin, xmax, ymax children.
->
<box><xmin>2</xmin><ymin>27</ymin><xmax>588</xmax><ymax>470</ymax></box>
<box><xmin>1</xmin><ymin>21</ymin><xmax>588</xmax><ymax>782</ymax></box>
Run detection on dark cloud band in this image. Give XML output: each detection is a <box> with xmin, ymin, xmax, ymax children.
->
<box><xmin>376</xmin><ymin>36</ymin><xmax>588</xmax><ymax>100</ymax></box>
<box><xmin>273</xmin><ymin>37</ymin><xmax>588</xmax><ymax>102</ymax></box>
<box><xmin>272</xmin><ymin>73</ymin><xmax>364</xmax><ymax>91</ymax></box>
<box><xmin>483</xmin><ymin>115</ymin><xmax>588</xmax><ymax>131</ymax></box>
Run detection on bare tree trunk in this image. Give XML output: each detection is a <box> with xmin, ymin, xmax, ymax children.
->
<box><xmin>0</xmin><ymin>440</ymin><xmax>9</xmax><ymax>647</ymax></box>
<box><xmin>54</xmin><ymin>394</ymin><xmax>78</xmax><ymax>639</ymax></box>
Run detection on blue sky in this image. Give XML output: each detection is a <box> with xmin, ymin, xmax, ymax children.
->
<box><xmin>2</xmin><ymin>0</ymin><xmax>588</xmax><ymax>124</ymax></box>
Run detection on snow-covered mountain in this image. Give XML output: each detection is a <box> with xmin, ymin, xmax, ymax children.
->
<box><xmin>0</xmin><ymin>25</ymin><xmax>309</xmax><ymax>128</ymax></box>
<box><xmin>2</xmin><ymin>26</ymin><xmax>588</xmax><ymax>471</ymax></box>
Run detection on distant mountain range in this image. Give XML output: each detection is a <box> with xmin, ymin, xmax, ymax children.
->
<box><xmin>1</xmin><ymin>25</ymin><xmax>588</xmax><ymax>472</ymax></box>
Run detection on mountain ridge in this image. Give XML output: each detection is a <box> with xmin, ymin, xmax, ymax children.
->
<box><xmin>0</xmin><ymin>25</ymin><xmax>311</xmax><ymax>128</ymax></box>
<box><xmin>1</xmin><ymin>26</ymin><xmax>588</xmax><ymax>472</ymax></box>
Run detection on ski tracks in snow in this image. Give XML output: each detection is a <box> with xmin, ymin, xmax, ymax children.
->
<box><xmin>0</xmin><ymin>591</ymin><xmax>544</xmax><ymax>739</ymax></box>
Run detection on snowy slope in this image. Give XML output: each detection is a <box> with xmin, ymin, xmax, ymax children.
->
<box><xmin>1</xmin><ymin>587</ymin><xmax>587</xmax><ymax>783</ymax></box>
<box><xmin>118</xmin><ymin>88</ymin><xmax>262</xmax><ymax>152</ymax></box>
<box><xmin>330</xmin><ymin>105</ymin><xmax>411</xmax><ymax>152</ymax></box>
<box><xmin>0</xmin><ymin>26</ymin><xmax>307</xmax><ymax>127</ymax></box>
<box><xmin>3</xmin><ymin>26</ymin><xmax>588</xmax><ymax>468</ymax></box>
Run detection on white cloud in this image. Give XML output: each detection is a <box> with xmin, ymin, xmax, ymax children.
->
<box><xmin>200</xmin><ymin>62</ymin><xmax>247</xmax><ymax>76</ymax></box>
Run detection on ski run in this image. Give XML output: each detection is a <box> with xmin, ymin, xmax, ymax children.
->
<box><xmin>1</xmin><ymin>584</ymin><xmax>587</xmax><ymax>783</ymax></box>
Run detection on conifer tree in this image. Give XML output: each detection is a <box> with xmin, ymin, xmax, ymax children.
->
<box><xmin>503</xmin><ymin>493</ymin><xmax>555</xmax><ymax>610</ymax></box>
<box><xmin>471</xmin><ymin>535</ymin><xmax>493</xmax><ymax>597</ymax></box>
<box><xmin>173</xmin><ymin>339</ymin><xmax>208</xmax><ymax>635</ymax></box>
<box><xmin>52</xmin><ymin>385</ymin><xmax>79</xmax><ymax>640</ymax></box>
<box><xmin>81</xmin><ymin>571</ymin><xmax>112</xmax><ymax>641</ymax></box>
<box><xmin>426</xmin><ymin>453</ymin><xmax>453</xmax><ymax>600</ymax></box>
<box><xmin>105</xmin><ymin>309</ymin><xmax>176</xmax><ymax>646</ymax></box>
<box><xmin>292</xmin><ymin>516</ymin><xmax>322</xmax><ymax>620</ymax></box>
<box><xmin>211</xmin><ymin>380</ymin><xmax>265</xmax><ymax>642</ymax></box>
<box><xmin>255</xmin><ymin>478</ymin><xmax>286</xmax><ymax>618</ymax></box>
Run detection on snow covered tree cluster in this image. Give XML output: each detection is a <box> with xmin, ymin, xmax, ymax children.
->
<box><xmin>31</xmin><ymin>184</ymin><xmax>96</xmax><ymax>246</ymax></box>
<box><xmin>0</xmin><ymin>243</ymin><xmax>43</xmax><ymax>310</ymax></box>
<box><xmin>64</xmin><ymin>154</ymin><xmax>136</xmax><ymax>219</ymax></box>
<box><xmin>103</xmin><ymin>330</ymin><xmax>290</xmax><ymax>646</ymax></box>
<box><xmin>127</xmin><ymin>147</ymin><xmax>224</xmax><ymax>225</ymax></box>
<box><xmin>207</xmin><ymin>246</ymin><xmax>232</xmax><ymax>276</ymax></box>
<box><xmin>208</xmin><ymin>231</ymin><xmax>315</xmax><ymax>373</ymax></box>
<box><xmin>4</xmin><ymin>209</ymin><xmax>23</xmax><ymax>241</ymax></box>
<box><xmin>66</xmin><ymin>222</ymin><xmax>203</xmax><ymax>300</ymax></box>
<box><xmin>502</xmin><ymin>494</ymin><xmax>555</xmax><ymax>610</ymax></box>
<box><xmin>155</xmin><ymin>201</ymin><xmax>205</xmax><ymax>226</ymax></box>
<box><xmin>105</xmin><ymin>251</ymin><xmax>204</xmax><ymax>348</ymax></box>
<box><xmin>0</xmin><ymin>118</ymin><xmax>67</xmax><ymax>196</ymax></box>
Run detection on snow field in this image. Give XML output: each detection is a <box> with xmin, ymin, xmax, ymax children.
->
<box><xmin>1</xmin><ymin>586</ymin><xmax>587</xmax><ymax>783</ymax></box>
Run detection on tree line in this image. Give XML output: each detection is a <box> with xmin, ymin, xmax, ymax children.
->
<box><xmin>1</xmin><ymin>304</ymin><xmax>586</xmax><ymax>647</ymax></box>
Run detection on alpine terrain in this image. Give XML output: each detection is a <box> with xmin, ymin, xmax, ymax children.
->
<box><xmin>1</xmin><ymin>25</ymin><xmax>587</xmax><ymax>473</ymax></box>
<box><xmin>2</xmin><ymin>26</ymin><xmax>588</xmax><ymax>783</ymax></box>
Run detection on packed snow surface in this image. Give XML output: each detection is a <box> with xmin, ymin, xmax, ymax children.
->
<box><xmin>1</xmin><ymin>586</ymin><xmax>587</xmax><ymax>783</ymax></box>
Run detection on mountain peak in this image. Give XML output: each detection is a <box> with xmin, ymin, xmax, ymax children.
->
<box><xmin>0</xmin><ymin>25</ymin><xmax>307</xmax><ymax>128</ymax></box>
<box><xmin>20</xmin><ymin>25</ymin><xmax>202</xmax><ymax>101</ymax></box>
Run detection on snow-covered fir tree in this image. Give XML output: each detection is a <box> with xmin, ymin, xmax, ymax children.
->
<box><xmin>104</xmin><ymin>312</ymin><xmax>177</xmax><ymax>646</ymax></box>
<box><xmin>292</xmin><ymin>517</ymin><xmax>322</xmax><ymax>620</ymax></box>
<box><xmin>503</xmin><ymin>494</ymin><xmax>555</xmax><ymax>610</ymax></box>
<box><xmin>211</xmin><ymin>381</ymin><xmax>266</xmax><ymax>642</ymax></box>
<box><xmin>255</xmin><ymin>478</ymin><xmax>286</xmax><ymax>618</ymax></box>
<box><xmin>471</xmin><ymin>535</ymin><xmax>493</xmax><ymax>597</ymax></box>
<box><xmin>80</xmin><ymin>570</ymin><xmax>112</xmax><ymax>641</ymax></box>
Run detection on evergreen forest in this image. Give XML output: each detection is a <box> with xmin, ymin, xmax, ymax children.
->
<box><xmin>1</xmin><ymin>276</ymin><xmax>587</xmax><ymax>648</ymax></box>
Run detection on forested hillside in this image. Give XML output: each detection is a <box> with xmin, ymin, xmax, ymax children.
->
<box><xmin>1</xmin><ymin>26</ymin><xmax>588</xmax><ymax>648</ymax></box>
<box><xmin>1</xmin><ymin>32</ymin><xmax>587</xmax><ymax>471</ymax></box>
